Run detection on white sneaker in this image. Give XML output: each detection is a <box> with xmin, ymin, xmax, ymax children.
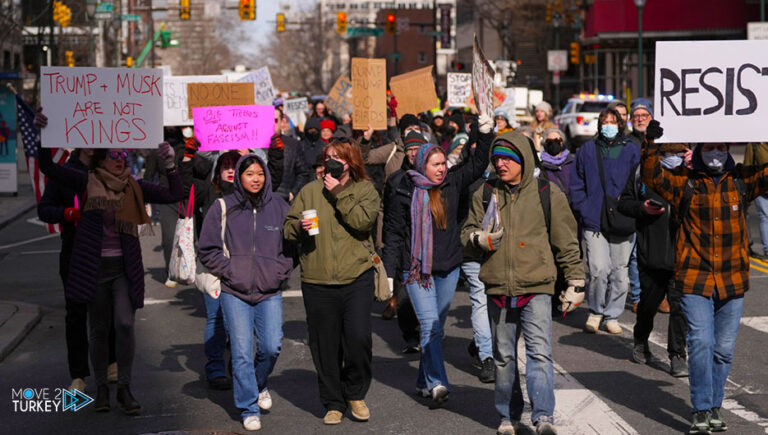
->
<box><xmin>431</xmin><ymin>384</ymin><xmax>449</xmax><ymax>405</ymax></box>
<box><xmin>69</xmin><ymin>378</ymin><xmax>86</xmax><ymax>393</ymax></box>
<box><xmin>584</xmin><ymin>313</ymin><xmax>602</xmax><ymax>333</ymax></box>
<box><xmin>243</xmin><ymin>415</ymin><xmax>261</xmax><ymax>431</ymax></box>
<box><xmin>164</xmin><ymin>279</ymin><xmax>178</xmax><ymax>288</ymax></box>
<box><xmin>603</xmin><ymin>319</ymin><xmax>622</xmax><ymax>334</ymax></box>
<box><xmin>497</xmin><ymin>419</ymin><xmax>516</xmax><ymax>435</ymax></box>
<box><xmin>258</xmin><ymin>389</ymin><xmax>272</xmax><ymax>410</ymax></box>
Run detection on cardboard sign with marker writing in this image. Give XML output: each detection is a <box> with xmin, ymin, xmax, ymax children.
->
<box><xmin>447</xmin><ymin>73</ymin><xmax>472</xmax><ymax>107</ymax></box>
<box><xmin>163</xmin><ymin>75</ymin><xmax>226</xmax><ymax>126</ymax></box>
<box><xmin>351</xmin><ymin>58</ymin><xmax>387</xmax><ymax>130</ymax></box>
<box><xmin>326</xmin><ymin>76</ymin><xmax>353</xmax><ymax>117</ymax></box>
<box><xmin>187</xmin><ymin>82</ymin><xmax>254</xmax><ymax>119</ymax></box>
<box><xmin>236</xmin><ymin>67</ymin><xmax>276</xmax><ymax>106</ymax></box>
<box><xmin>40</xmin><ymin>66</ymin><xmax>164</xmax><ymax>149</ymax></box>
<box><xmin>193</xmin><ymin>104</ymin><xmax>274</xmax><ymax>151</ymax></box>
<box><xmin>389</xmin><ymin>66</ymin><xmax>437</xmax><ymax>119</ymax></box>
<box><xmin>472</xmin><ymin>35</ymin><xmax>495</xmax><ymax>119</ymax></box>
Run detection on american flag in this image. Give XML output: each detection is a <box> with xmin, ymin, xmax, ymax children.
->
<box><xmin>16</xmin><ymin>94</ymin><xmax>70</xmax><ymax>234</ymax></box>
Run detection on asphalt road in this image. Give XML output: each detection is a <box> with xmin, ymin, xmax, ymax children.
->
<box><xmin>0</xmin><ymin>206</ymin><xmax>766</xmax><ymax>435</ymax></box>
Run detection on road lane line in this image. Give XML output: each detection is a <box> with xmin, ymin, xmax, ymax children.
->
<box><xmin>143</xmin><ymin>298</ymin><xmax>174</xmax><ymax>305</ymax></box>
<box><xmin>0</xmin><ymin>233</ymin><xmax>58</xmax><ymax>250</ymax></box>
<box><xmin>749</xmin><ymin>260</ymin><xmax>768</xmax><ymax>275</ymax></box>
<box><xmin>283</xmin><ymin>290</ymin><xmax>302</xmax><ymax>298</ymax></box>
<box><xmin>741</xmin><ymin>316</ymin><xmax>768</xmax><ymax>334</ymax></box>
<box><xmin>20</xmin><ymin>250</ymin><xmax>60</xmax><ymax>255</ymax></box>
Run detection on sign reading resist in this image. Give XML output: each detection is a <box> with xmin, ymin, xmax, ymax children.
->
<box><xmin>654</xmin><ymin>40</ymin><xmax>768</xmax><ymax>143</ymax></box>
<box><xmin>40</xmin><ymin>67</ymin><xmax>164</xmax><ymax>148</ymax></box>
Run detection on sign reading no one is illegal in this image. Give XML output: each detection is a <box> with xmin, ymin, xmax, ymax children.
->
<box><xmin>654</xmin><ymin>40</ymin><xmax>768</xmax><ymax>143</ymax></box>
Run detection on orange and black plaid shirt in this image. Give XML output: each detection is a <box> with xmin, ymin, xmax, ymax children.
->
<box><xmin>642</xmin><ymin>143</ymin><xmax>768</xmax><ymax>299</ymax></box>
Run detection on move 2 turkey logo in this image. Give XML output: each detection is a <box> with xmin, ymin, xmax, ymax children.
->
<box><xmin>11</xmin><ymin>387</ymin><xmax>93</xmax><ymax>412</ymax></box>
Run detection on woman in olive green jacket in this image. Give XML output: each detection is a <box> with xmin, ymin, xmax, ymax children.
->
<box><xmin>283</xmin><ymin>139</ymin><xmax>380</xmax><ymax>426</ymax></box>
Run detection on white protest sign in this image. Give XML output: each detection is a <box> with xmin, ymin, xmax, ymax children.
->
<box><xmin>472</xmin><ymin>35</ymin><xmax>495</xmax><ymax>119</ymax></box>
<box><xmin>237</xmin><ymin>67</ymin><xmax>276</xmax><ymax>105</ymax></box>
<box><xmin>163</xmin><ymin>75</ymin><xmax>226</xmax><ymax>126</ymax></box>
<box><xmin>447</xmin><ymin>73</ymin><xmax>472</xmax><ymax>107</ymax></box>
<box><xmin>654</xmin><ymin>40</ymin><xmax>768</xmax><ymax>143</ymax></box>
<box><xmin>284</xmin><ymin>97</ymin><xmax>307</xmax><ymax>130</ymax></box>
<box><xmin>498</xmin><ymin>88</ymin><xmax>517</xmax><ymax>125</ymax></box>
<box><xmin>40</xmin><ymin>67</ymin><xmax>163</xmax><ymax>149</ymax></box>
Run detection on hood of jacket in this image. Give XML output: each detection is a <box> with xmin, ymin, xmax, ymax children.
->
<box><xmin>232</xmin><ymin>153</ymin><xmax>275</xmax><ymax>209</ymax></box>
<box><xmin>491</xmin><ymin>131</ymin><xmax>537</xmax><ymax>190</ymax></box>
<box><xmin>692</xmin><ymin>144</ymin><xmax>735</xmax><ymax>175</ymax></box>
<box><xmin>305</xmin><ymin>116</ymin><xmax>321</xmax><ymax>132</ymax></box>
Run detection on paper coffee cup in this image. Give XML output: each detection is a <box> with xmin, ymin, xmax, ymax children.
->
<box><xmin>302</xmin><ymin>209</ymin><xmax>319</xmax><ymax>236</ymax></box>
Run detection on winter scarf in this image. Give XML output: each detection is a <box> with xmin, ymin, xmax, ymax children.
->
<box><xmin>406</xmin><ymin>143</ymin><xmax>443</xmax><ymax>287</ymax></box>
<box><xmin>84</xmin><ymin>167</ymin><xmax>151</xmax><ymax>237</ymax></box>
<box><xmin>540</xmin><ymin>149</ymin><xmax>570</xmax><ymax>166</ymax></box>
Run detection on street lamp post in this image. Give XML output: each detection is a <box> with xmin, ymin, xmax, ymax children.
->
<box><xmin>86</xmin><ymin>0</ymin><xmax>97</xmax><ymax>66</ymax></box>
<box><xmin>634</xmin><ymin>0</ymin><xmax>646</xmax><ymax>98</ymax></box>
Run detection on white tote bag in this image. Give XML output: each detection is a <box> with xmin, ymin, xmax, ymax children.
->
<box><xmin>195</xmin><ymin>198</ymin><xmax>228</xmax><ymax>298</ymax></box>
<box><xmin>168</xmin><ymin>186</ymin><xmax>196</xmax><ymax>284</ymax></box>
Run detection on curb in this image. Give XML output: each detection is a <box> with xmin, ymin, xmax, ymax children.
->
<box><xmin>0</xmin><ymin>301</ymin><xmax>42</xmax><ymax>363</ymax></box>
<box><xmin>0</xmin><ymin>199</ymin><xmax>36</xmax><ymax>232</ymax></box>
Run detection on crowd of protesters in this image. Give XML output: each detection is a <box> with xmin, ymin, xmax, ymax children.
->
<box><xmin>32</xmin><ymin>85</ymin><xmax>764</xmax><ymax>435</ymax></box>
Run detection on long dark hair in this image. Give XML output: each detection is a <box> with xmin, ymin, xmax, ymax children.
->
<box><xmin>89</xmin><ymin>149</ymin><xmax>109</xmax><ymax>170</ymax></box>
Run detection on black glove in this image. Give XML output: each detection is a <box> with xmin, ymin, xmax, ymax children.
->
<box><xmin>645</xmin><ymin>120</ymin><xmax>663</xmax><ymax>141</ymax></box>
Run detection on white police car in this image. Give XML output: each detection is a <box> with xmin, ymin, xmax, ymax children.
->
<box><xmin>555</xmin><ymin>94</ymin><xmax>614</xmax><ymax>145</ymax></box>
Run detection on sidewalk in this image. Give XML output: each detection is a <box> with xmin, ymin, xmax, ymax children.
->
<box><xmin>0</xmin><ymin>162</ymin><xmax>35</xmax><ymax>231</ymax></box>
<box><xmin>0</xmin><ymin>301</ymin><xmax>41</xmax><ymax>363</ymax></box>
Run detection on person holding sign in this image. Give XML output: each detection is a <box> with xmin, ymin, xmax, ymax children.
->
<box><xmin>198</xmin><ymin>153</ymin><xmax>293</xmax><ymax>432</ymax></box>
<box><xmin>641</xmin><ymin>121</ymin><xmax>768</xmax><ymax>435</ymax></box>
<box><xmin>382</xmin><ymin>114</ymin><xmax>493</xmax><ymax>406</ymax></box>
<box><xmin>283</xmin><ymin>140</ymin><xmax>380</xmax><ymax>426</ymax></box>
<box><xmin>35</xmin><ymin>109</ymin><xmax>184</xmax><ymax>415</ymax></box>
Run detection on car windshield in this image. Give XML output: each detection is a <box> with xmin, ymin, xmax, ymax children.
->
<box><xmin>576</xmin><ymin>101</ymin><xmax>610</xmax><ymax>113</ymax></box>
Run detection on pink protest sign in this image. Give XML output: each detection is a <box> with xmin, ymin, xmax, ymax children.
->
<box><xmin>193</xmin><ymin>104</ymin><xmax>274</xmax><ymax>150</ymax></box>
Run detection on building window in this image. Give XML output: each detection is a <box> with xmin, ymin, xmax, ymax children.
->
<box><xmin>418</xmin><ymin>52</ymin><xmax>427</xmax><ymax>64</ymax></box>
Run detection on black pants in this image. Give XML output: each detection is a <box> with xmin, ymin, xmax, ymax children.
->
<box><xmin>394</xmin><ymin>277</ymin><xmax>420</xmax><ymax>347</ymax></box>
<box><xmin>302</xmin><ymin>269</ymin><xmax>374</xmax><ymax>413</ymax></box>
<box><xmin>634</xmin><ymin>266</ymin><xmax>688</xmax><ymax>358</ymax></box>
<box><xmin>158</xmin><ymin>203</ymin><xmax>178</xmax><ymax>272</ymax></box>
<box><xmin>89</xmin><ymin>257</ymin><xmax>136</xmax><ymax>386</ymax></box>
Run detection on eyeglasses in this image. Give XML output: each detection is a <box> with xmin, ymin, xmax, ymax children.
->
<box><xmin>108</xmin><ymin>151</ymin><xmax>129</xmax><ymax>161</ymax></box>
<box><xmin>632</xmin><ymin>113</ymin><xmax>651</xmax><ymax>120</ymax></box>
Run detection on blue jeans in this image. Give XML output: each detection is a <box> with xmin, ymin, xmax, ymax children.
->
<box><xmin>203</xmin><ymin>293</ymin><xmax>228</xmax><ymax>380</ymax></box>
<box><xmin>629</xmin><ymin>241</ymin><xmax>641</xmax><ymax>303</ymax></box>
<box><xmin>461</xmin><ymin>261</ymin><xmax>492</xmax><ymax>360</ymax></box>
<box><xmin>584</xmin><ymin>230</ymin><xmax>633</xmax><ymax>320</ymax></box>
<box><xmin>681</xmin><ymin>293</ymin><xmax>743</xmax><ymax>412</ymax></box>
<box><xmin>404</xmin><ymin>268</ymin><xmax>460</xmax><ymax>391</ymax></box>
<box><xmin>220</xmin><ymin>292</ymin><xmax>283</xmax><ymax>419</ymax></box>
<box><xmin>754</xmin><ymin>195</ymin><xmax>768</xmax><ymax>254</ymax></box>
<box><xmin>489</xmin><ymin>294</ymin><xmax>554</xmax><ymax>424</ymax></box>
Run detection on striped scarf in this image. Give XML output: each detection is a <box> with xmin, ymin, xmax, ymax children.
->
<box><xmin>406</xmin><ymin>144</ymin><xmax>443</xmax><ymax>287</ymax></box>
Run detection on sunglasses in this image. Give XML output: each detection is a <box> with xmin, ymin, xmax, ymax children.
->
<box><xmin>108</xmin><ymin>151</ymin><xmax>129</xmax><ymax>161</ymax></box>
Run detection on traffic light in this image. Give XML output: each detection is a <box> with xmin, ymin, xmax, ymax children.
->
<box><xmin>385</xmin><ymin>13</ymin><xmax>396</xmax><ymax>34</ymax></box>
<box><xmin>53</xmin><ymin>1</ymin><xmax>72</xmax><ymax>27</ymax></box>
<box><xmin>239</xmin><ymin>0</ymin><xmax>255</xmax><ymax>20</ymax></box>
<box><xmin>336</xmin><ymin>12</ymin><xmax>347</xmax><ymax>34</ymax></box>
<box><xmin>180</xmin><ymin>0</ymin><xmax>190</xmax><ymax>20</ymax></box>
<box><xmin>65</xmin><ymin>50</ymin><xmax>74</xmax><ymax>67</ymax></box>
<box><xmin>126</xmin><ymin>56</ymin><xmax>133</xmax><ymax>67</ymax></box>
<box><xmin>277</xmin><ymin>13</ymin><xmax>286</xmax><ymax>33</ymax></box>
<box><xmin>569</xmin><ymin>41</ymin><xmax>580</xmax><ymax>65</ymax></box>
<box><xmin>545</xmin><ymin>3</ymin><xmax>553</xmax><ymax>22</ymax></box>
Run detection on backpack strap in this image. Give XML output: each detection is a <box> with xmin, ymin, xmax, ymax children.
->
<box><xmin>481</xmin><ymin>181</ymin><xmax>494</xmax><ymax>210</ymax></box>
<box><xmin>537</xmin><ymin>177</ymin><xmax>551</xmax><ymax>234</ymax></box>
<box><xmin>218</xmin><ymin>198</ymin><xmax>229</xmax><ymax>258</ymax></box>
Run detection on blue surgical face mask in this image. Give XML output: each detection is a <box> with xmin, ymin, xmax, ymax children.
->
<box><xmin>701</xmin><ymin>149</ymin><xmax>728</xmax><ymax>173</ymax></box>
<box><xmin>601</xmin><ymin>124</ymin><xmax>619</xmax><ymax>140</ymax></box>
<box><xmin>661</xmin><ymin>154</ymin><xmax>683</xmax><ymax>169</ymax></box>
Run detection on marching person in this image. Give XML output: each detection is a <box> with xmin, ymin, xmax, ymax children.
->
<box><xmin>283</xmin><ymin>139</ymin><xmax>380</xmax><ymax>425</ymax></box>
<box><xmin>462</xmin><ymin>130</ymin><xmax>584</xmax><ymax>435</ymax></box>
<box><xmin>35</xmin><ymin>109</ymin><xmax>184</xmax><ymax>415</ymax></box>
<box><xmin>641</xmin><ymin>121</ymin><xmax>768</xmax><ymax>434</ymax></box>
<box><xmin>382</xmin><ymin>114</ymin><xmax>493</xmax><ymax>406</ymax></box>
<box><xmin>198</xmin><ymin>153</ymin><xmax>292</xmax><ymax>432</ymax></box>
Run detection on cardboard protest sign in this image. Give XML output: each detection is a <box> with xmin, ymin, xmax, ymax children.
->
<box><xmin>163</xmin><ymin>75</ymin><xmax>226</xmax><ymax>126</ymax></box>
<box><xmin>654</xmin><ymin>40</ymin><xmax>768</xmax><ymax>143</ymax></box>
<box><xmin>187</xmin><ymin>82</ymin><xmax>254</xmax><ymax>118</ymax></box>
<box><xmin>237</xmin><ymin>67</ymin><xmax>276</xmax><ymax>105</ymax></box>
<box><xmin>389</xmin><ymin>66</ymin><xmax>437</xmax><ymax>119</ymax></box>
<box><xmin>326</xmin><ymin>76</ymin><xmax>353</xmax><ymax>117</ymax></box>
<box><xmin>351</xmin><ymin>58</ymin><xmax>387</xmax><ymax>130</ymax></box>
<box><xmin>193</xmin><ymin>105</ymin><xmax>274</xmax><ymax>151</ymax></box>
<box><xmin>472</xmin><ymin>34</ymin><xmax>495</xmax><ymax>119</ymax></box>
<box><xmin>447</xmin><ymin>73</ymin><xmax>472</xmax><ymax>107</ymax></box>
<box><xmin>284</xmin><ymin>97</ymin><xmax>308</xmax><ymax>130</ymax></box>
<box><xmin>40</xmin><ymin>67</ymin><xmax>163</xmax><ymax>148</ymax></box>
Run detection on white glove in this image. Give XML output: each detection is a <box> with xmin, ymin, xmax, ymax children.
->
<box><xmin>157</xmin><ymin>141</ymin><xmax>176</xmax><ymax>169</ymax></box>
<box><xmin>478</xmin><ymin>113</ymin><xmax>493</xmax><ymax>134</ymax></box>
<box><xmin>558</xmin><ymin>279</ymin><xmax>586</xmax><ymax>313</ymax></box>
<box><xmin>387</xmin><ymin>278</ymin><xmax>394</xmax><ymax>299</ymax></box>
<box><xmin>471</xmin><ymin>223</ymin><xmax>504</xmax><ymax>252</ymax></box>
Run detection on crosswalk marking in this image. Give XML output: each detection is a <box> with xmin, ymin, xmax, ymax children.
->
<box><xmin>741</xmin><ymin>316</ymin><xmax>768</xmax><ymax>334</ymax></box>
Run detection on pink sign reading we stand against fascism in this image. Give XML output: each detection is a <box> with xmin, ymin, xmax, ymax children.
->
<box><xmin>193</xmin><ymin>104</ymin><xmax>274</xmax><ymax>151</ymax></box>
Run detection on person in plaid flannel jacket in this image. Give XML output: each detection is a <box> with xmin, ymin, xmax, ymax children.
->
<box><xmin>641</xmin><ymin>120</ymin><xmax>768</xmax><ymax>435</ymax></box>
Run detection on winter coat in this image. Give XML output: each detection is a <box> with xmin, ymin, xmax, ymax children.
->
<box><xmin>38</xmin><ymin>155</ymin><xmax>88</xmax><ymax>258</ymax></box>
<box><xmin>461</xmin><ymin>131</ymin><xmax>584</xmax><ymax>296</ymax></box>
<box><xmin>38</xmin><ymin>148</ymin><xmax>184</xmax><ymax>309</ymax></box>
<box><xmin>570</xmin><ymin>137</ymin><xmax>640</xmax><ymax>232</ymax></box>
<box><xmin>381</xmin><ymin>130</ymin><xmax>493</xmax><ymax>279</ymax></box>
<box><xmin>283</xmin><ymin>178</ymin><xmax>380</xmax><ymax>285</ymax></box>
<box><xmin>276</xmin><ymin>134</ymin><xmax>310</xmax><ymax>200</ymax></box>
<box><xmin>743</xmin><ymin>142</ymin><xmax>768</xmax><ymax>167</ymax></box>
<box><xmin>299</xmin><ymin>117</ymin><xmax>327</xmax><ymax>172</ymax></box>
<box><xmin>198</xmin><ymin>154</ymin><xmax>293</xmax><ymax>305</ymax></box>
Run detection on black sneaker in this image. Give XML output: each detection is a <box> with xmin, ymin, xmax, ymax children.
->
<box><xmin>479</xmin><ymin>357</ymin><xmax>496</xmax><ymax>383</ymax></box>
<box><xmin>116</xmin><ymin>384</ymin><xmax>141</xmax><ymax>415</ymax></box>
<box><xmin>670</xmin><ymin>355</ymin><xmax>689</xmax><ymax>377</ymax></box>
<box><xmin>689</xmin><ymin>410</ymin><xmax>712</xmax><ymax>434</ymax></box>
<box><xmin>632</xmin><ymin>342</ymin><xmax>651</xmax><ymax>364</ymax></box>
<box><xmin>467</xmin><ymin>341</ymin><xmax>482</xmax><ymax>369</ymax></box>
<box><xmin>710</xmin><ymin>407</ymin><xmax>727</xmax><ymax>432</ymax></box>
<box><xmin>207</xmin><ymin>376</ymin><xmax>233</xmax><ymax>390</ymax></box>
<box><xmin>402</xmin><ymin>343</ymin><xmax>420</xmax><ymax>354</ymax></box>
<box><xmin>94</xmin><ymin>384</ymin><xmax>110</xmax><ymax>412</ymax></box>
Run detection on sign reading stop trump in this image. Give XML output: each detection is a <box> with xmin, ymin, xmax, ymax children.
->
<box><xmin>654</xmin><ymin>40</ymin><xmax>768</xmax><ymax>143</ymax></box>
<box><xmin>40</xmin><ymin>67</ymin><xmax>164</xmax><ymax>148</ymax></box>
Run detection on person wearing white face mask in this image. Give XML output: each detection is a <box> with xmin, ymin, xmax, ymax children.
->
<box><xmin>641</xmin><ymin>121</ymin><xmax>768</xmax><ymax>435</ymax></box>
